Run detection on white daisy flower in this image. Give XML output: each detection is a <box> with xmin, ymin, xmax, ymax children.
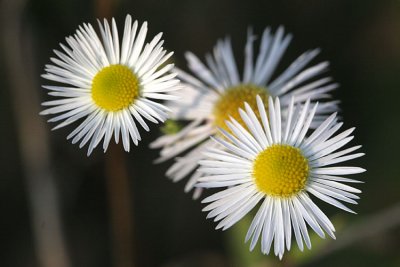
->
<box><xmin>151</xmin><ymin>27</ymin><xmax>339</xmax><ymax>198</ymax></box>
<box><xmin>41</xmin><ymin>14</ymin><xmax>180</xmax><ymax>155</ymax></box>
<box><xmin>197</xmin><ymin>96</ymin><xmax>365</xmax><ymax>259</ymax></box>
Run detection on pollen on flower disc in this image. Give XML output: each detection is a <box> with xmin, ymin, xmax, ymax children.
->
<box><xmin>91</xmin><ymin>64</ymin><xmax>140</xmax><ymax>111</ymax></box>
<box><xmin>253</xmin><ymin>144</ymin><xmax>309</xmax><ymax>197</ymax></box>
<box><xmin>212</xmin><ymin>84</ymin><xmax>269</xmax><ymax>133</ymax></box>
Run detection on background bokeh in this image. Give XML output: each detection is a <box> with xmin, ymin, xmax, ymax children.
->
<box><xmin>1</xmin><ymin>0</ymin><xmax>399</xmax><ymax>266</ymax></box>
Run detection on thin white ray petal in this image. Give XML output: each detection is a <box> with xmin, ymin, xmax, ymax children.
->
<box><xmin>273</xmin><ymin>198</ymin><xmax>285</xmax><ymax>257</ymax></box>
<box><xmin>312</xmin><ymin>166</ymin><xmax>366</xmax><ymax>175</ymax></box>
<box><xmin>289</xmin><ymin>199</ymin><xmax>304</xmax><ymax>251</ymax></box>
<box><xmin>282</xmin><ymin>198</ymin><xmax>292</xmax><ymax>251</ymax></box>
<box><xmin>292</xmin><ymin>196</ymin><xmax>325</xmax><ymax>239</ymax></box>
<box><xmin>261</xmin><ymin>196</ymin><xmax>276</xmax><ymax>254</ymax></box>
<box><xmin>243</xmin><ymin>28</ymin><xmax>255</xmax><ymax>83</ymax></box>
<box><xmin>256</xmin><ymin>95</ymin><xmax>273</xmax><ymax>145</ymax></box>
<box><xmin>307</xmin><ymin>187</ymin><xmax>356</xmax><ymax>214</ymax></box>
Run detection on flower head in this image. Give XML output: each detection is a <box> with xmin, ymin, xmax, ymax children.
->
<box><xmin>41</xmin><ymin>15</ymin><xmax>180</xmax><ymax>155</ymax></box>
<box><xmin>197</xmin><ymin>96</ymin><xmax>365</xmax><ymax>258</ymax></box>
<box><xmin>151</xmin><ymin>27</ymin><xmax>338</xmax><ymax>198</ymax></box>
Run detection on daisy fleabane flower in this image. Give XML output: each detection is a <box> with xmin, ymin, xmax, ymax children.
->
<box><xmin>40</xmin><ymin>15</ymin><xmax>180</xmax><ymax>155</ymax></box>
<box><xmin>197</xmin><ymin>96</ymin><xmax>365</xmax><ymax>259</ymax></box>
<box><xmin>151</xmin><ymin>27</ymin><xmax>339</xmax><ymax>198</ymax></box>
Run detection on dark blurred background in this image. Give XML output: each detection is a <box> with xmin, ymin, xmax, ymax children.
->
<box><xmin>1</xmin><ymin>0</ymin><xmax>399</xmax><ymax>266</ymax></box>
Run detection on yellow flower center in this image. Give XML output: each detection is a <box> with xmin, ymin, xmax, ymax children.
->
<box><xmin>212</xmin><ymin>84</ymin><xmax>269</xmax><ymax>133</ymax></box>
<box><xmin>91</xmin><ymin>64</ymin><xmax>140</xmax><ymax>111</ymax></box>
<box><xmin>253</xmin><ymin>144</ymin><xmax>309</xmax><ymax>198</ymax></box>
